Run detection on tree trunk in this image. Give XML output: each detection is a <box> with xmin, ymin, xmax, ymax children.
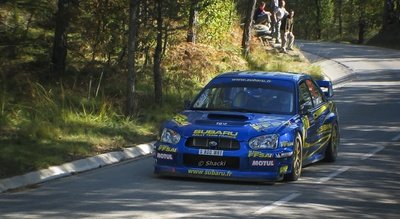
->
<box><xmin>52</xmin><ymin>0</ymin><xmax>72</xmax><ymax>81</ymax></box>
<box><xmin>315</xmin><ymin>0</ymin><xmax>322</xmax><ymax>39</ymax></box>
<box><xmin>126</xmin><ymin>0</ymin><xmax>140</xmax><ymax>116</ymax></box>
<box><xmin>358</xmin><ymin>1</ymin><xmax>366</xmax><ymax>44</ymax></box>
<box><xmin>338</xmin><ymin>0</ymin><xmax>343</xmax><ymax>38</ymax></box>
<box><xmin>397</xmin><ymin>0</ymin><xmax>400</xmax><ymax>21</ymax></box>
<box><xmin>241</xmin><ymin>0</ymin><xmax>256</xmax><ymax>57</ymax></box>
<box><xmin>153</xmin><ymin>0</ymin><xmax>163</xmax><ymax>105</ymax></box>
<box><xmin>382</xmin><ymin>0</ymin><xmax>389</xmax><ymax>31</ymax></box>
<box><xmin>187</xmin><ymin>0</ymin><xmax>198</xmax><ymax>43</ymax></box>
<box><xmin>382</xmin><ymin>0</ymin><xmax>394</xmax><ymax>31</ymax></box>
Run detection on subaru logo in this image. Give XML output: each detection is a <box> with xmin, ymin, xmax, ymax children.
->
<box><xmin>209</xmin><ymin>141</ymin><xmax>218</xmax><ymax>147</ymax></box>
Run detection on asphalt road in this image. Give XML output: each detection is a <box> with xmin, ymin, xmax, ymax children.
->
<box><xmin>1</xmin><ymin>42</ymin><xmax>400</xmax><ymax>218</ymax></box>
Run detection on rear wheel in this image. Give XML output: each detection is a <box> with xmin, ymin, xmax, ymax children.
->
<box><xmin>284</xmin><ymin>134</ymin><xmax>302</xmax><ymax>181</ymax></box>
<box><xmin>324</xmin><ymin>123</ymin><xmax>339</xmax><ymax>162</ymax></box>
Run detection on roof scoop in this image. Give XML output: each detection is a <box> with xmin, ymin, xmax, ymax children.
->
<box><xmin>207</xmin><ymin>113</ymin><xmax>249</xmax><ymax>121</ymax></box>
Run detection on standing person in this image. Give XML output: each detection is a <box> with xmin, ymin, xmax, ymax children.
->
<box><xmin>273</xmin><ymin>0</ymin><xmax>289</xmax><ymax>44</ymax></box>
<box><xmin>281</xmin><ymin>10</ymin><xmax>295</xmax><ymax>53</ymax></box>
<box><xmin>270</xmin><ymin>0</ymin><xmax>279</xmax><ymax>37</ymax></box>
<box><xmin>254</xmin><ymin>1</ymin><xmax>272</xmax><ymax>25</ymax></box>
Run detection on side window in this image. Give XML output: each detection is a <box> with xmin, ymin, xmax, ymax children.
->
<box><xmin>299</xmin><ymin>82</ymin><xmax>313</xmax><ymax>111</ymax></box>
<box><xmin>305</xmin><ymin>80</ymin><xmax>325</xmax><ymax>106</ymax></box>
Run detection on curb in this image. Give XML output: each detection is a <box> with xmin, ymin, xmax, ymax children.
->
<box><xmin>0</xmin><ymin>142</ymin><xmax>155</xmax><ymax>193</ymax></box>
<box><xmin>299</xmin><ymin>50</ymin><xmax>356</xmax><ymax>87</ymax></box>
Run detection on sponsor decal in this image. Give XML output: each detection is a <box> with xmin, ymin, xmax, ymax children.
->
<box><xmin>301</xmin><ymin>116</ymin><xmax>310</xmax><ymax>139</ymax></box>
<box><xmin>318</xmin><ymin>124</ymin><xmax>331</xmax><ymax>133</ymax></box>
<box><xmin>199</xmin><ymin>149</ymin><xmax>224</xmax><ymax>156</ymax></box>
<box><xmin>251</xmin><ymin>160</ymin><xmax>274</xmax><ymax>167</ymax></box>
<box><xmin>198</xmin><ymin>160</ymin><xmax>226</xmax><ymax>167</ymax></box>
<box><xmin>187</xmin><ymin>169</ymin><xmax>233</xmax><ymax>177</ymax></box>
<box><xmin>173</xmin><ymin>114</ymin><xmax>190</xmax><ymax>126</ymax></box>
<box><xmin>156</xmin><ymin>153</ymin><xmax>173</xmax><ymax>160</ymax></box>
<box><xmin>314</xmin><ymin>105</ymin><xmax>328</xmax><ymax>118</ymax></box>
<box><xmin>250</xmin><ymin>122</ymin><xmax>271</xmax><ymax>131</ymax></box>
<box><xmin>248</xmin><ymin>151</ymin><xmax>273</xmax><ymax>158</ymax></box>
<box><xmin>281</xmin><ymin>141</ymin><xmax>294</xmax><ymax>147</ymax></box>
<box><xmin>279</xmin><ymin>165</ymin><xmax>289</xmax><ymax>174</ymax></box>
<box><xmin>250</xmin><ymin>121</ymin><xmax>283</xmax><ymax>131</ymax></box>
<box><xmin>193</xmin><ymin>129</ymin><xmax>238</xmax><ymax>138</ymax></box>
<box><xmin>275</xmin><ymin>151</ymin><xmax>293</xmax><ymax>158</ymax></box>
<box><xmin>158</xmin><ymin>145</ymin><xmax>178</xmax><ymax>153</ymax></box>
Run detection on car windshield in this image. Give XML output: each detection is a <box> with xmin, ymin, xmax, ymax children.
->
<box><xmin>191</xmin><ymin>82</ymin><xmax>295</xmax><ymax>114</ymax></box>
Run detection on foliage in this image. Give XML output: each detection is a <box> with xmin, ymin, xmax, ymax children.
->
<box><xmin>197</xmin><ymin>0</ymin><xmax>239</xmax><ymax>46</ymax></box>
<box><xmin>288</xmin><ymin>0</ymin><xmax>399</xmax><ymax>43</ymax></box>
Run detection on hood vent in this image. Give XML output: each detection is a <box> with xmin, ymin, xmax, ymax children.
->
<box><xmin>207</xmin><ymin>113</ymin><xmax>249</xmax><ymax>121</ymax></box>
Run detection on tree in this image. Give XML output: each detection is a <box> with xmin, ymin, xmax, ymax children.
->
<box><xmin>241</xmin><ymin>0</ymin><xmax>256</xmax><ymax>57</ymax></box>
<box><xmin>153</xmin><ymin>0</ymin><xmax>163</xmax><ymax>105</ymax></box>
<box><xmin>52</xmin><ymin>0</ymin><xmax>77</xmax><ymax>80</ymax></box>
<box><xmin>187</xmin><ymin>0</ymin><xmax>199</xmax><ymax>43</ymax></box>
<box><xmin>358</xmin><ymin>0</ymin><xmax>366</xmax><ymax>44</ymax></box>
<box><xmin>315</xmin><ymin>0</ymin><xmax>322</xmax><ymax>39</ymax></box>
<box><xmin>126</xmin><ymin>0</ymin><xmax>140</xmax><ymax>116</ymax></box>
<box><xmin>334</xmin><ymin>0</ymin><xmax>343</xmax><ymax>38</ymax></box>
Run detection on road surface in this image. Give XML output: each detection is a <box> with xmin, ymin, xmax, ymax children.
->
<box><xmin>1</xmin><ymin>42</ymin><xmax>399</xmax><ymax>218</ymax></box>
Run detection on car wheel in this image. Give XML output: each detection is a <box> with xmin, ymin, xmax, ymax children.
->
<box><xmin>324</xmin><ymin>123</ymin><xmax>339</xmax><ymax>162</ymax></box>
<box><xmin>284</xmin><ymin>134</ymin><xmax>302</xmax><ymax>181</ymax></box>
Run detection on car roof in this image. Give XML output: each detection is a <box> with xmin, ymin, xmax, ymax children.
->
<box><xmin>214</xmin><ymin>71</ymin><xmax>309</xmax><ymax>82</ymax></box>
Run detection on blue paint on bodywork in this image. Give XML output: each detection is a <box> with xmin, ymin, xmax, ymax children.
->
<box><xmin>154</xmin><ymin>71</ymin><xmax>339</xmax><ymax>182</ymax></box>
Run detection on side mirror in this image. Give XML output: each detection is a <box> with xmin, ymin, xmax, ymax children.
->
<box><xmin>316</xmin><ymin>80</ymin><xmax>334</xmax><ymax>98</ymax></box>
<box><xmin>184</xmin><ymin>100</ymin><xmax>191</xmax><ymax>110</ymax></box>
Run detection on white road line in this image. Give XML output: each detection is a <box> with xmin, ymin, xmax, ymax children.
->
<box><xmin>253</xmin><ymin>193</ymin><xmax>301</xmax><ymax>215</ymax></box>
<box><xmin>317</xmin><ymin>166</ymin><xmax>350</xmax><ymax>184</ymax></box>
<box><xmin>392</xmin><ymin>133</ymin><xmax>400</xmax><ymax>141</ymax></box>
<box><xmin>361</xmin><ymin>146</ymin><xmax>385</xmax><ymax>160</ymax></box>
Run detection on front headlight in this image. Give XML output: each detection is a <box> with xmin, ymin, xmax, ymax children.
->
<box><xmin>249</xmin><ymin>134</ymin><xmax>278</xmax><ymax>149</ymax></box>
<box><xmin>160</xmin><ymin>128</ymin><xmax>181</xmax><ymax>144</ymax></box>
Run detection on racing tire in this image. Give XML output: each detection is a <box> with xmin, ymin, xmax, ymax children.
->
<box><xmin>324</xmin><ymin>123</ymin><xmax>339</xmax><ymax>162</ymax></box>
<box><xmin>284</xmin><ymin>134</ymin><xmax>302</xmax><ymax>181</ymax></box>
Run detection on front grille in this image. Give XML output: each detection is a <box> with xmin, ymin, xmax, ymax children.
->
<box><xmin>185</xmin><ymin>137</ymin><xmax>240</xmax><ymax>150</ymax></box>
<box><xmin>183</xmin><ymin>154</ymin><xmax>240</xmax><ymax>169</ymax></box>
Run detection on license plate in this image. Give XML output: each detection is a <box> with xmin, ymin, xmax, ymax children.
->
<box><xmin>198</xmin><ymin>149</ymin><xmax>224</xmax><ymax>156</ymax></box>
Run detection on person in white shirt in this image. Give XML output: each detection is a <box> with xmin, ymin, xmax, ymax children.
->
<box><xmin>273</xmin><ymin>0</ymin><xmax>289</xmax><ymax>44</ymax></box>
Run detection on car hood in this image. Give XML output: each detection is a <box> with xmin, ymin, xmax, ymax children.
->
<box><xmin>168</xmin><ymin>110</ymin><xmax>295</xmax><ymax>141</ymax></box>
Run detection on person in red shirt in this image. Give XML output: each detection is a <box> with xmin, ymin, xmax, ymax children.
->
<box><xmin>254</xmin><ymin>1</ymin><xmax>272</xmax><ymax>25</ymax></box>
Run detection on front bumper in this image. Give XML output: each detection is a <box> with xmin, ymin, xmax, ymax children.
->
<box><xmin>154</xmin><ymin>165</ymin><xmax>285</xmax><ymax>182</ymax></box>
<box><xmin>154</xmin><ymin>142</ymin><xmax>295</xmax><ymax>182</ymax></box>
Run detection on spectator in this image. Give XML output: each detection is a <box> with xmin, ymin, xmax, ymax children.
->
<box><xmin>281</xmin><ymin>10</ymin><xmax>295</xmax><ymax>53</ymax></box>
<box><xmin>270</xmin><ymin>0</ymin><xmax>279</xmax><ymax>36</ymax></box>
<box><xmin>273</xmin><ymin>0</ymin><xmax>289</xmax><ymax>44</ymax></box>
<box><xmin>254</xmin><ymin>1</ymin><xmax>272</xmax><ymax>25</ymax></box>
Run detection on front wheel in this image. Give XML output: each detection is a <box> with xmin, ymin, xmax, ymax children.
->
<box><xmin>284</xmin><ymin>134</ymin><xmax>302</xmax><ymax>181</ymax></box>
<box><xmin>324</xmin><ymin>123</ymin><xmax>339</xmax><ymax>162</ymax></box>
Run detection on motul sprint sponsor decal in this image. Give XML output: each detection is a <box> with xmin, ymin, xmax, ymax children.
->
<box><xmin>251</xmin><ymin>160</ymin><xmax>275</xmax><ymax>167</ymax></box>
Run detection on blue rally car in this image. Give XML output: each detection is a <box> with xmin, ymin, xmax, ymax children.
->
<box><xmin>154</xmin><ymin>71</ymin><xmax>339</xmax><ymax>182</ymax></box>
